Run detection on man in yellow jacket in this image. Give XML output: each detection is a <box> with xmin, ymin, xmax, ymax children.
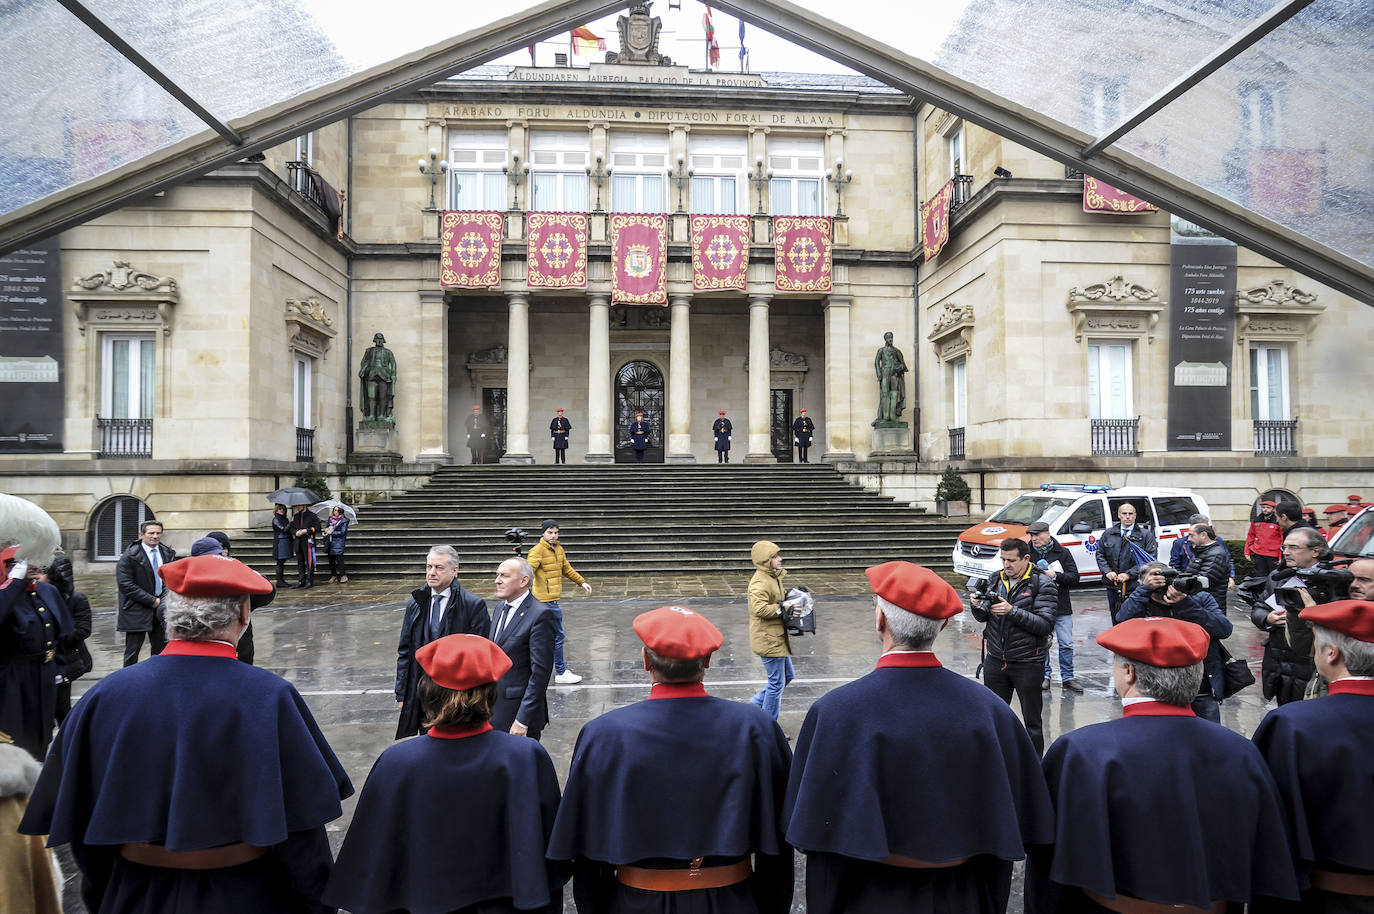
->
<box><xmin>748</xmin><ymin>540</ymin><xmax>793</xmax><ymax>721</ymax></box>
<box><xmin>527</xmin><ymin>519</ymin><xmax>593</xmax><ymax>685</ymax></box>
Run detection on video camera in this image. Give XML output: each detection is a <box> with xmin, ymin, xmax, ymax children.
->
<box><xmin>781</xmin><ymin>586</ymin><xmax>816</xmax><ymax>636</ymax></box>
<box><xmin>1273</xmin><ymin>561</ymin><xmax>1353</xmax><ymax>605</ymax></box>
<box><xmin>1145</xmin><ymin>566</ymin><xmax>1207</xmax><ymax>597</ymax></box>
<box><xmin>968</xmin><ymin>576</ymin><xmax>996</xmax><ymax>609</ymax></box>
<box><xmin>504</xmin><ymin>527</ymin><xmax>527</xmax><ymax>556</ymax></box>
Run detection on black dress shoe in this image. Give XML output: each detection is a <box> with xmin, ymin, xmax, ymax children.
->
<box><xmin>1063</xmin><ymin>679</ymin><xmax>1085</xmax><ymax>693</ymax></box>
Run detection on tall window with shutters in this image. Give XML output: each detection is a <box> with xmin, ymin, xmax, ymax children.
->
<box><xmin>767</xmin><ymin>136</ymin><xmax>823</xmax><ymax>216</ymax></box>
<box><xmin>609</xmin><ymin>132</ymin><xmax>668</xmax><ymax>214</ymax></box>
<box><xmin>1249</xmin><ymin>343</ymin><xmax>1290</xmax><ymax>420</ymax></box>
<box><xmin>448</xmin><ymin>130</ymin><xmax>509</xmax><ymax>210</ymax></box>
<box><xmin>688</xmin><ymin>135</ymin><xmax>747</xmax><ymax>214</ymax></box>
<box><xmin>529</xmin><ymin>130</ymin><xmax>590</xmax><ymax>212</ymax></box>
<box><xmin>1087</xmin><ymin>341</ymin><xmax>1133</xmax><ymax>420</ymax></box>
<box><xmin>102</xmin><ymin>333</ymin><xmax>155</xmax><ymax>419</ymax></box>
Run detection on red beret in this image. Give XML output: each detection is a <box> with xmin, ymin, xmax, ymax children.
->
<box><xmin>1349</xmin><ymin>495</ymin><xmax>1364</xmax><ymax>503</ymax></box>
<box><xmin>1300</xmin><ymin>600</ymin><xmax>1374</xmax><ymax>643</ymax></box>
<box><xmin>799</xmin><ymin>407</ymin><xmax>807</xmax><ymax>413</ymax></box>
<box><xmin>159</xmin><ymin>556</ymin><xmax>273</xmax><ymax>597</ymax></box>
<box><xmin>633</xmin><ymin>606</ymin><xmax>723</xmax><ymax>660</ymax></box>
<box><xmin>1325</xmin><ymin>504</ymin><xmax>1348</xmax><ymax>514</ymax></box>
<box><xmin>556</xmin><ymin>408</ymin><xmax>564</xmax><ymax>412</ymax></box>
<box><xmin>472</xmin><ymin>405</ymin><xmax>481</xmax><ymax>411</ymax></box>
<box><xmin>1097</xmin><ymin>617</ymin><xmax>1209</xmax><ymax>667</ymax></box>
<box><xmin>865</xmin><ymin>561</ymin><xmax>963</xmax><ymax>619</ymax></box>
<box><xmin>416</xmin><ymin>634</ymin><xmax>512</xmax><ymax>689</ymax></box>
<box><xmin>0</xmin><ymin>545</ymin><xmax>17</xmax><ymax>567</ymax></box>
<box><xmin>1259</xmin><ymin>500</ymin><xmax>1276</xmax><ymax>507</ymax></box>
<box><xmin>719</xmin><ymin>410</ymin><xmax>727</xmax><ymax>415</ymax></box>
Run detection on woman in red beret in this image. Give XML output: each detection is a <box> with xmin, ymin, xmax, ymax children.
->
<box><xmin>325</xmin><ymin>634</ymin><xmax>565</xmax><ymax>914</ymax></box>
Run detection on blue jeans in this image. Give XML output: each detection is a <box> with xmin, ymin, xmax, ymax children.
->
<box><xmin>547</xmin><ymin>600</ymin><xmax>566</xmax><ymax>674</ymax></box>
<box><xmin>1044</xmin><ymin>614</ymin><xmax>1075</xmax><ymax>682</ymax></box>
<box><xmin>750</xmin><ymin>656</ymin><xmax>795</xmax><ymax>721</ymax></box>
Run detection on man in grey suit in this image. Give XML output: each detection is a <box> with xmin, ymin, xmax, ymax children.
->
<box><xmin>489</xmin><ymin>556</ymin><xmax>556</xmax><ymax>741</ymax></box>
<box><xmin>115</xmin><ymin>520</ymin><xmax>177</xmax><ymax>666</ymax></box>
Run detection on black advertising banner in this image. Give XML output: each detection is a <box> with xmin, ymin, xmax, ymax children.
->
<box><xmin>1166</xmin><ymin>240</ymin><xmax>1237</xmax><ymax>450</ymax></box>
<box><xmin>0</xmin><ymin>237</ymin><xmax>64</xmax><ymax>452</ymax></box>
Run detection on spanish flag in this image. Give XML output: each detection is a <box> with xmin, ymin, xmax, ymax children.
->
<box><xmin>570</xmin><ymin>26</ymin><xmax>606</xmax><ymax>56</ymax></box>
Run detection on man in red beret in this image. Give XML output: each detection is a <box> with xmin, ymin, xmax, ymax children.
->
<box><xmin>1027</xmin><ymin>617</ymin><xmax>1299</xmax><ymax>912</ymax></box>
<box><xmin>549</xmin><ymin>606</ymin><xmax>793</xmax><ymax>913</ymax></box>
<box><xmin>1252</xmin><ymin>600</ymin><xmax>1374</xmax><ymax>911</ymax></box>
<box><xmin>20</xmin><ymin>555</ymin><xmax>353</xmax><ymax>914</ymax></box>
<box><xmin>1324</xmin><ymin>504</ymin><xmax>1350</xmax><ymax>541</ymax></box>
<box><xmin>1247</xmin><ymin>499</ymin><xmax>1284</xmax><ymax>577</ymax></box>
<box><xmin>784</xmin><ymin>561</ymin><xmax>1053</xmax><ymax>913</ymax></box>
<box><xmin>713</xmin><ymin>409</ymin><xmax>733</xmax><ymax>463</ymax></box>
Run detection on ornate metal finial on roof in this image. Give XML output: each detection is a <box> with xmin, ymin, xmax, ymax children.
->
<box><xmin>606</xmin><ymin>3</ymin><xmax>673</xmax><ymax>66</ymax></box>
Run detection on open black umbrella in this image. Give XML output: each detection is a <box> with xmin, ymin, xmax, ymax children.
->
<box><xmin>266</xmin><ymin>487</ymin><xmax>320</xmax><ymax>507</ymax></box>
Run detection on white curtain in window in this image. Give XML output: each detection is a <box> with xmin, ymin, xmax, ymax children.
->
<box><xmin>769</xmin><ymin>177</ymin><xmax>793</xmax><ymax>215</ymax></box>
<box><xmin>796</xmin><ymin>178</ymin><xmax>821</xmax><ymax>216</ymax></box>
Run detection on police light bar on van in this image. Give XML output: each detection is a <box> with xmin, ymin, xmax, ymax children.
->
<box><xmin>1039</xmin><ymin>483</ymin><xmax>1112</xmax><ymax>493</ymax></box>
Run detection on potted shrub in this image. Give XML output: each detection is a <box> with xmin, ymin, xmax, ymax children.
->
<box><xmin>934</xmin><ymin>465</ymin><xmax>971</xmax><ymax>517</ymax></box>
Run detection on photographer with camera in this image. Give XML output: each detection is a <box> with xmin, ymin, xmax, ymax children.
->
<box><xmin>970</xmin><ymin>538</ymin><xmax>1057</xmax><ymax>754</ymax></box>
<box><xmin>1119</xmin><ymin>561</ymin><xmax>1232</xmax><ymax>721</ymax></box>
<box><xmin>1183</xmin><ymin>521</ymin><xmax>1232</xmax><ymax>613</ymax></box>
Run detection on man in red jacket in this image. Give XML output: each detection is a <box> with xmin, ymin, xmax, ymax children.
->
<box><xmin>1245</xmin><ymin>499</ymin><xmax>1282</xmax><ymax>577</ymax></box>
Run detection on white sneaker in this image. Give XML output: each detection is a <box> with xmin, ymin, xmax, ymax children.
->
<box><xmin>554</xmin><ymin>670</ymin><xmax>583</xmax><ymax>685</ymax></box>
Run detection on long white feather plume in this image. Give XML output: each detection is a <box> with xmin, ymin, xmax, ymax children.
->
<box><xmin>0</xmin><ymin>493</ymin><xmax>61</xmax><ymax>567</ymax></box>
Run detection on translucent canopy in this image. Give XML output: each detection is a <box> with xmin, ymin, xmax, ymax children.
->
<box><xmin>0</xmin><ymin>0</ymin><xmax>1370</xmax><ymax>304</ymax></box>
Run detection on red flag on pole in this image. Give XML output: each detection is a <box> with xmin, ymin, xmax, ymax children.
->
<box><xmin>703</xmin><ymin>6</ymin><xmax>720</xmax><ymax>67</ymax></box>
<box><xmin>570</xmin><ymin>26</ymin><xmax>606</xmax><ymax>56</ymax></box>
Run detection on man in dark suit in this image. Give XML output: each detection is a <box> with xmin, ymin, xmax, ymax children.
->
<box><xmin>287</xmin><ymin>504</ymin><xmax>320</xmax><ymax>589</ymax></box>
<box><xmin>489</xmin><ymin>556</ymin><xmax>555</xmax><ymax>741</ymax></box>
<box><xmin>550</xmin><ymin>408</ymin><xmax>572</xmax><ymax>465</ymax></box>
<box><xmin>713</xmin><ymin>410</ymin><xmax>733</xmax><ymax>463</ymax></box>
<box><xmin>115</xmin><ymin>519</ymin><xmax>176</xmax><ymax>666</ymax></box>
<box><xmin>394</xmin><ymin>545</ymin><xmax>491</xmax><ymax>739</ymax></box>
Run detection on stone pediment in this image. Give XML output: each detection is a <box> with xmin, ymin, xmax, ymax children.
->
<box><xmin>285</xmin><ymin>298</ymin><xmax>337</xmax><ymax>359</ymax></box>
<box><xmin>928</xmin><ymin>302</ymin><xmax>974</xmax><ymax>361</ymax></box>
<box><xmin>1066</xmin><ymin>275</ymin><xmax>1163</xmax><ymax>343</ymax></box>
<box><xmin>71</xmin><ymin>259</ymin><xmax>179</xmax><ymax>335</ymax></box>
<box><xmin>1235</xmin><ymin>278</ymin><xmax>1324</xmax><ymax>339</ymax></box>
<box><xmin>744</xmin><ymin>346</ymin><xmax>809</xmax><ymax>372</ymax></box>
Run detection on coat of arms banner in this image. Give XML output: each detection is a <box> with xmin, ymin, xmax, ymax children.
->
<box><xmin>610</xmin><ymin>212</ymin><xmax>668</xmax><ymax>304</ymax></box>
<box><xmin>1083</xmin><ymin>176</ymin><xmax>1160</xmax><ymax>214</ymax></box>
<box><xmin>921</xmin><ymin>180</ymin><xmax>953</xmax><ymax>261</ymax></box>
<box><xmin>690</xmin><ymin>215</ymin><xmax>750</xmax><ymax>291</ymax></box>
<box><xmin>774</xmin><ymin>216</ymin><xmax>832</xmax><ymax>293</ymax></box>
<box><xmin>526</xmin><ymin>212</ymin><xmax>589</xmax><ymax>288</ymax></box>
<box><xmin>439</xmin><ymin>211</ymin><xmax>504</xmax><ymax>288</ymax></box>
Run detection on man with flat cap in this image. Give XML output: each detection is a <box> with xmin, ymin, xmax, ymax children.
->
<box><xmin>714</xmin><ymin>409</ymin><xmax>733</xmax><ymax>463</ymax></box>
<box><xmin>1026</xmin><ymin>617</ymin><xmax>1299</xmax><ymax>913</ymax></box>
<box><xmin>20</xmin><ymin>555</ymin><xmax>353</xmax><ymax>914</ymax></box>
<box><xmin>1252</xmin><ymin>600</ymin><xmax>1374</xmax><ymax>912</ymax></box>
<box><xmin>548</xmin><ymin>606</ymin><xmax>793</xmax><ymax>913</ymax></box>
<box><xmin>784</xmin><ymin>561</ymin><xmax>1053</xmax><ymax>913</ymax></box>
<box><xmin>550</xmin><ymin>407</ymin><xmax>572</xmax><ymax>465</ymax></box>
<box><xmin>327</xmin><ymin>633</ymin><xmax>566</xmax><ymax>914</ymax></box>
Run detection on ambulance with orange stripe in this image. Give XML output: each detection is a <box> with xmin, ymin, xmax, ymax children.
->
<box><xmin>952</xmin><ymin>483</ymin><xmax>1210</xmax><ymax>584</ymax></box>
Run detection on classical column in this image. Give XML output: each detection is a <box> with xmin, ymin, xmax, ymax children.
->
<box><xmin>415</xmin><ymin>289</ymin><xmax>450</xmax><ymax>463</ymax></box>
<box><xmin>745</xmin><ymin>293</ymin><xmax>776</xmax><ymax>462</ymax></box>
<box><xmin>666</xmin><ymin>294</ymin><xmax>695</xmax><ymax>462</ymax></box>
<box><xmin>585</xmin><ymin>294</ymin><xmax>614</xmax><ymax>462</ymax></box>
<box><xmin>823</xmin><ymin>294</ymin><xmax>856</xmax><ymax>461</ymax></box>
<box><xmin>501</xmin><ymin>292</ymin><xmax>533</xmax><ymax>464</ymax></box>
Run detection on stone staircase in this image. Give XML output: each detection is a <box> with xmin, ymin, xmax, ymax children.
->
<box><xmin>234</xmin><ymin>464</ymin><xmax>965</xmax><ymax>580</ymax></box>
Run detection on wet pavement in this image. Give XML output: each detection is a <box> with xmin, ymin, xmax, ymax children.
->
<box><xmin>58</xmin><ymin>569</ymin><xmax>1276</xmax><ymax>913</ymax></box>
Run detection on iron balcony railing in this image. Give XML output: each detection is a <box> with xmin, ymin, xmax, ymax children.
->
<box><xmin>296</xmin><ymin>427</ymin><xmax>315</xmax><ymax>462</ymax></box>
<box><xmin>1254</xmin><ymin>419</ymin><xmax>1297</xmax><ymax>456</ymax></box>
<box><xmin>1091</xmin><ymin>418</ymin><xmax>1138</xmax><ymax>457</ymax></box>
<box><xmin>948</xmin><ymin>426</ymin><xmax>966</xmax><ymax>460</ymax></box>
<box><xmin>949</xmin><ymin>173</ymin><xmax>975</xmax><ymax>214</ymax></box>
<box><xmin>286</xmin><ymin>161</ymin><xmax>331</xmax><ymax>216</ymax></box>
<box><xmin>98</xmin><ymin>418</ymin><xmax>152</xmax><ymax>458</ymax></box>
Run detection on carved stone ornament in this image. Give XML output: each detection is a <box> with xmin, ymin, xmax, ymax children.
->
<box><xmin>466</xmin><ymin>345</ymin><xmax>509</xmax><ymax>366</ymax></box>
<box><xmin>1066</xmin><ymin>276</ymin><xmax>1163</xmax><ymax>343</ymax></box>
<box><xmin>744</xmin><ymin>346</ymin><xmax>809</xmax><ymax>373</ymax></box>
<box><xmin>606</xmin><ymin>3</ymin><xmax>673</xmax><ymax>66</ymax></box>
<box><xmin>609</xmin><ymin>305</ymin><xmax>668</xmax><ymax>330</ymax></box>
<box><xmin>927</xmin><ymin>302</ymin><xmax>974</xmax><ymax>362</ymax></box>
<box><xmin>1235</xmin><ymin>278</ymin><xmax>1324</xmax><ymax>340</ymax></box>
<box><xmin>71</xmin><ymin>259</ymin><xmax>179</xmax><ymax>335</ymax></box>
<box><xmin>284</xmin><ymin>297</ymin><xmax>337</xmax><ymax>360</ymax></box>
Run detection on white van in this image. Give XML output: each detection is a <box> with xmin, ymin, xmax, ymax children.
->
<box><xmin>951</xmin><ymin>483</ymin><xmax>1210</xmax><ymax>583</ymax></box>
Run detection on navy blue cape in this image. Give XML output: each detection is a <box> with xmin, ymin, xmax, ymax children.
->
<box><xmin>324</xmin><ymin>726</ymin><xmax>564</xmax><ymax>913</ymax></box>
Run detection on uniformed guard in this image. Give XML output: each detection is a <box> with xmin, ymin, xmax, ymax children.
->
<box><xmin>1027</xmin><ymin>616</ymin><xmax>1300</xmax><ymax>913</ymax></box>
<box><xmin>1</xmin><ymin>539</ymin><xmax>72</xmax><ymax>761</ymax></box>
<box><xmin>785</xmin><ymin>561</ymin><xmax>1052</xmax><ymax>913</ymax></box>
<box><xmin>713</xmin><ymin>409</ymin><xmax>733</xmax><ymax>463</ymax></box>
<box><xmin>629</xmin><ymin>412</ymin><xmax>651</xmax><ymax>463</ymax></box>
<box><xmin>550</xmin><ymin>407</ymin><xmax>572</xmax><ymax>465</ymax></box>
<box><xmin>1253</xmin><ymin>599</ymin><xmax>1374</xmax><ymax>911</ymax></box>
<box><xmin>548</xmin><ymin>605</ymin><xmax>793</xmax><ymax>913</ymax></box>
<box><xmin>465</xmin><ymin>404</ymin><xmax>490</xmax><ymax>464</ymax></box>
<box><xmin>326</xmin><ymin>633</ymin><xmax>566</xmax><ymax>914</ymax></box>
<box><xmin>792</xmin><ymin>407</ymin><xmax>815</xmax><ymax>462</ymax></box>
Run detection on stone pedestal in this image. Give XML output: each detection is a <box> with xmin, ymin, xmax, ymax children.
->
<box><xmin>351</xmin><ymin>422</ymin><xmax>402</xmax><ymax>463</ymax></box>
<box><xmin>870</xmin><ymin>423</ymin><xmax>914</xmax><ymax>455</ymax></box>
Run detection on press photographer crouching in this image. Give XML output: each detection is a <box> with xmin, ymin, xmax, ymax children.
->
<box><xmin>1117</xmin><ymin>561</ymin><xmax>1233</xmax><ymax>722</ymax></box>
<box><xmin>1243</xmin><ymin>526</ymin><xmax>1352</xmax><ymax>704</ymax></box>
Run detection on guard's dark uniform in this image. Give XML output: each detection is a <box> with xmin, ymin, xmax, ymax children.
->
<box><xmin>325</xmin><ymin>724</ymin><xmax>564</xmax><ymax>914</ymax></box>
<box><xmin>548</xmin><ymin>683</ymin><xmax>793</xmax><ymax>913</ymax></box>
<box><xmin>792</xmin><ymin>414</ymin><xmax>815</xmax><ymax>462</ymax></box>
<box><xmin>629</xmin><ymin>418</ymin><xmax>651</xmax><ymax>463</ymax></box>
<box><xmin>785</xmin><ymin>652</ymin><xmax>1054</xmax><ymax>913</ymax></box>
<box><xmin>0</xmin><ymin>574</ymin><xmax>71</xmax><ymax>759</ymax></box>
<box><xmin>713</xmin><ymin>416</ymin><xmax>733</xmax><ymax>463</ymax></box>
<box><xmin>466</xmin><ymin>410</ymin><xmax>491</xmax><ymax>464</ymax></box>
<box><xmin>550</xmin><ymin>413</ymin><xmax>572</xmax><ymax>465</ymax></box>
<box><xmin>20</xmin><ymin>639</ymin><xmax>353</xmax><ymax>914</ymax></box>
<box><xmin>1253</xmin><ymin>678</ymin><xmax>1374</xmax><ymax>912</ymax></box>
<box><xmin>1027</xmin><ymin>704</ymin><xmax>1300</xmax><ymax>912</ymax></box>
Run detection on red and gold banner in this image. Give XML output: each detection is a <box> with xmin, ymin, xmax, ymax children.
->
<box><xmin>526</xmin><ymin>212</ymin><xmax>588</xmax><ymax>288</ymax></box>
<box><xmin>1248</xmin><ymin>148</ymin><xmax>1324</xmax><ymax>218</ymax></box>
<box><xmin>1083</xmin><ymin>176</ymin><xmax>1159</xmax><ymax>214</ymax></box>
<box><xmin>690</xmin><ymin>215</ymin><xmax>750</xmax><ymax>291</ymax></box>
<box><xmin>920</xmin><ymin>179</ymin><xmax>953</xmax><ymax>261</ymax></box>
<box><xmin>773</xmin><ymin>216</ymin><xmax>832</xmax><ymax>293</ymax></box>
<box><xmin>610</xmin><ymin>212</ymin><xmax>668</xmax><ymax>305</ymax></box>
<box><xmin>439</xmin><ymin>211</ymin><xmax>504</xmax><ymax>288</ymax></box>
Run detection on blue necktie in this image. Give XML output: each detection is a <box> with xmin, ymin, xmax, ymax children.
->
<box><xmin>150</xmin><ymin>548</ymin><xmax>163</xmax><ymax>595</ymax></box>
<box><xmin>429</xmin><ymin>593</ymin><xmax>445</xmax><ymax>641</ymax></box>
